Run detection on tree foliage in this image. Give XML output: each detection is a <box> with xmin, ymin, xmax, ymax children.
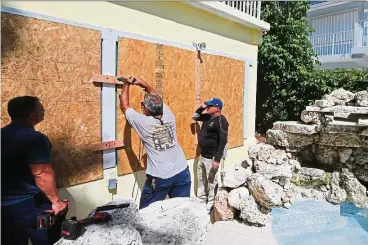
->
<box><xmin>256</xmin><ymin>1</ymin><xmax>368</xmax><ymax>133</ymax></box>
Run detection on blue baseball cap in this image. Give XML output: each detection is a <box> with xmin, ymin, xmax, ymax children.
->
<box><xmin>205</xmin><ymin>98</ymin><xmax>223</xmax><ymax>109</ymax></box>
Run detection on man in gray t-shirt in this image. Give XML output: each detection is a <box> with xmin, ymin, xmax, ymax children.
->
<box><xmin>119</xmin><ymin>76</ymin><xmax>191</xmax><ymax>209</ymax></box>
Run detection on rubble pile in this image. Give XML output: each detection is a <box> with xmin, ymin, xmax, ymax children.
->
<box><xmin>212</xmin><ymin>88</ymin><xmax>368</xmax><ymax>226</ymax></box>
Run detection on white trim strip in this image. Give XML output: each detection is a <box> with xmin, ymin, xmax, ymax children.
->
<box><xmin>101</xmin><ymin>30</ymin><xmax>119</xmax><ymax>169</ymax></box>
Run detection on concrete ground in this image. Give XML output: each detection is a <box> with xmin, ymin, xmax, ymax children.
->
<box><xmin>203</xmin><ymin>220</ymin><xmax>279</xmax><ymax>245</ymax></box>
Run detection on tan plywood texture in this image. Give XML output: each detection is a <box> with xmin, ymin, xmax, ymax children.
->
<box><xmin>1</xmin><ymin>13</ymin><xmax>102</xmax><ymax>187</ymax></box>
<box><xmin>200</xmin><ymin>53</ymin><xmax>245</xmax><ymax>148</ymax></box>
<box><xmin>116</xmin><ymin>38</ymin><xmax>196</xmax><ymax>175</ymax></box>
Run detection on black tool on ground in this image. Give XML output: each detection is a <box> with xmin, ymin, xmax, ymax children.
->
<box><xmin>61</xmin><ymin>203</ymin><xmax>130</xmax><ymax>240</ymax></box>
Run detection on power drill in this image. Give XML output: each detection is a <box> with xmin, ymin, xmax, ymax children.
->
<box><xmin>36</xmin><ymin>202</ymin><xmax>69</xmax><ymax>230</ymax></box>
<box><xmin>61</xmin><ymin>203</ymin><xmax>130</xmax><ymax>240</ymax></box>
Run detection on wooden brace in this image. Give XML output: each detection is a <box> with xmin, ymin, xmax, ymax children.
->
<box><xmin>90</xmin><ymin>139</ymin><xmax>125</xmax><ymax>151</ymax></box>
<box><xmin>89</xmin><ymin>74</ymin><xmax>125</xmax><ymax>85</ymax></box>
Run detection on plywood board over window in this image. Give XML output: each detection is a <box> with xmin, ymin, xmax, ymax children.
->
<box><xmin>200</xmin><ymin>54</ymin><xmax>245</xmax><ymax>149</ymax></box>
<box><xmin>1</xmin><ymin>13</ymin><xmax>102</xmax><ymax>187</ymax></box>
<box><xmin>116</xmin><ymin>38</ymin><xmax>196</xmax><ymax>175</ymax></box>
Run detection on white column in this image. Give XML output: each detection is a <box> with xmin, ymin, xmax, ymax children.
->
<box><xmin>101</xmin><ymin>29</ymin><xmax>118</xmax><ymax>169</ymax></box>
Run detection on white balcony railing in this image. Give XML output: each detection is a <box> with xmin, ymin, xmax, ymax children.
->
<box><xmin>309</xmin><ymin>19</ymin><xmax>368</xmax><ymax>56</ymax></box>
<box><xmin>220</xmin><ymin>1</ymin><xmax>262</xmax><ymax>19</ymax></box>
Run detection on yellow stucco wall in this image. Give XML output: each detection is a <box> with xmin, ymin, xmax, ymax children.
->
<box><xmin>2</xmin><ymin>1</ymin><xmax>262</xmax><ymax>218</ymax></box>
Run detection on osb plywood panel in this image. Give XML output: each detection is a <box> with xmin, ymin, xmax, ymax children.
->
<box><xmin>1</xmin><ymin>13</ymin><xmax>102</xmax><ymax>187</ymax></box>
<box><xmin>162</xmin><ymin>45</ymin><xmax>196</xmax><ymax>159</ymax></box>
<box><xmin>117</xmin><ymin>38</ymin><xmax>196</xmax><ymax>175</ymax></box>
<box><xmin>117</xmin><ymin>38</ymin><xmax>155</xmax><ymax>175</ymax></box>
<box><xmin>200</xmin><ymin>54</ymin><xmax>245</xmax><ymax>148</ymax></box>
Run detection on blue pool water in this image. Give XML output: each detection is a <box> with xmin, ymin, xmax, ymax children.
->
<box><xmin>272</xmin><ymin>199</ymin><xmax>368</xmax><ymax>245</ymax></box>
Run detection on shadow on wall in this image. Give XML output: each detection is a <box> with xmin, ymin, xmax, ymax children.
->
<box><xmin>123</xmin><ymin>122</ymin><xmax>147</xmax><ymax>198</ymax></box>
<box><xmin>58</xmin><ymin>188</ymin><xmax>76</xmax><ymax>218</ymax></box>
<box><xmin>1</xmin><ymin>13</ymin><xmax>22</xmax><ymax>62</ymax></box>
<box><xmin>109</xmin><ymin>1</ymin><xmax>261</xmax><ymax>45</ymax></box>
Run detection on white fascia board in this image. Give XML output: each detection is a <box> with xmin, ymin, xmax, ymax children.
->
<box><xmin>185</xmin><ymin>1</ymin><xmax>270</xmax><ymax>32</ymax></box>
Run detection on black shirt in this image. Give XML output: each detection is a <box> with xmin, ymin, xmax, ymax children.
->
<box><xmin>193</xmin><ymin>107</ymin><xmax>229</xmax><ymax>162</ymax></box>
<box><xmin>1</xmin><ymin>123</ymin><xmax>52</xmax><ymax>206</ymax></box>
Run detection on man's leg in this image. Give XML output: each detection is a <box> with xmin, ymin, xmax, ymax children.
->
<box><xmin>139</xmin><ymin>175</ymin><xmax>172</xmax><ymax>209</ymax></box>
<box><xmin>204</xmin><ymin>158</ymin><xmax>219</xmax><ymax>211</ymax></box>
<box><xmin>168</xmin><ymin>167</ymin><xmax>191</xmax><ymax>198</ymax></box>
<box><xmin>197</xmin><ymin>157</ymin><xmax>208</xmax><ymax>204</ymax></box>
<box><xmin>1</xmin><ymin>205</ymin><xmax>29</xmax><ymax>245</ymax></box>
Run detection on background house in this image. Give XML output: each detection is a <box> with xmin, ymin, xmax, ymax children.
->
<box><xmin>308</xmin><ymin>1</ymin><xmax>368</xmax><ymax>69</ymax></box>
<box><xmin>1</xmin><ymin>1</ymin><xmax>270</xmax><ymax>219</ymax></box>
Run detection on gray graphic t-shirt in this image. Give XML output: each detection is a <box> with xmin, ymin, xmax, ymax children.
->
<box><xmin>125</xmin><ymin>104</ymin><xmax>187</xmax><ymax>179</ymax></box>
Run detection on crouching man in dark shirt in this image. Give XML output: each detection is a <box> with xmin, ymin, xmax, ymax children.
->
<box><xmin>1</xmin><ymin>96</ymin><xmax>68</xmax><ymax>245</ymax></box>
<box><xmin>192</xmin><ymin>98</ymin><xmax>229</xmax><ymax>212</ymax></box>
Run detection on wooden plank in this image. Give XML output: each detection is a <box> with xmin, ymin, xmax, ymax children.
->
<box><xmin>90</xmin><ymin>139</ymin><xmax>125</xmax><ymax>151</ymax></box>
<box><xmin>1</xmin><ymin>13</ymin><xmax>102</xmax><ymax>187</ymax></box>
<box><xmin>200</xmin><ymin>53</ymin><xmax>245</xmax><ymax>148</ymax></box>
<box><xmin>90</xmin><ymin>74</ymin><xmax>124</xmax><ymax>85</ymax></box>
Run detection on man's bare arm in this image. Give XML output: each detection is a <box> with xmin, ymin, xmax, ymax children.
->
<box><xmin>119</xmin><ymin>82</ymin><xmax>130</xmax><ymax>114</ymax></box>
<box><xmin>134</xmin><ymin>77</ymin><xmax>157</xmax><ymax>94</ymax></box>
<box><xmin>29</xmin><ymin>164</ymin><xmax>67</xmax><ymax>214</ymax></box>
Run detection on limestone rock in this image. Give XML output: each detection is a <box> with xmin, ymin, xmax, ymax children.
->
<box><xmin>281</xmin><ymin>184</ymin><xmax>298</xmax><ymax>207</ymax></box>
<box><xmin>266</xmin><ymin>130</ymin><xmax>315</xmax><ymax>148</ymax></box>
<box><xmin>248</xmin><ymin>143</ymin><xmax>275</xmax><ymax>162</ymax></box>
<box><xmin>55</xmin><ymin>224</ymin><xmax>143</xmax><ymax>245</ymax></box>
<box><xmin>213</xmin><ymin>188</ymin><xmax>236</xmax><ymax>221</ymax></box>
<box><xmin>221</xmin><ymin>166</ymin><xmax>252</xmax><ymax>189</ymax></box>
<box><xmin>319</xmin><ymin>132</ymin><xmax>361</xmax><ymax>147</ymax></box>
<box><xmin>315</xmin><ymin>99</ymin><xmax>335</xmax><ymax>108</ymax></box>
<box><xmin>321</xmin><ymin>105</ymin><xmax>368</xmax><ymax>115</ymax></box>
<box><xmin>326</xmin><ymin>172</ymin><xmax>347</xmax><ymax>204</ymax></box>
<box><xmin>291</xmin><ymin>167</ymin><xmax>331</xmax><ymax>188</ymax></box>
<box><xmin>248</xmin><ymin>143</ymin><xmax>288</xmax><ymax>165</ymax></box>
<box><xmin>253</xmin><ymin>161</ymin><xmax>292</xmax><ymax>186</ymax></box>
<box><xmin>355</xmin><ymin>90</ymin><xmax>368</xmax><ymax>107</ymax></box>
<box><xmin>238</xmin><ymin>195</ymin><xmax>271</xmax><ymax>226</ymax></box>
<box><xmin>228</xmin><ymin>187</ymin><xmax>250</xmax><ymax>210</ymax></box>
<box><xmin>341</xmin><ymin>168</ymin><xmax>368</xmax><ymax>208</ymax></box>
<box><xmin>272</xmin><ymin>121</ymin><xmax>320</xmax><ymax>135</ymax></box>
<box><xmin>247</xmin><ymin>174</ymin><xmax>283</xmax><ymax>208</ymax></box>
<box><xmin>351</xmin><ymin>149</ymin><xmax>368</xmax><ymax>182</ymax></box>
<box><xmin>289</xmin><ymin>159</ymin><xmax>301</xmax><ymax>171</ymax></box>
<box><xmin>323</xmin><ymin>88</ymin><xmax>354</xmax><ymax>105</ymax></box>
<box><xmin>325</xmin><ymin>121</ymin><xmax>366</xmax><ymax>133</ymax></box>
<box><xmin>338</xmin><ymin>148</ymin><xmax>353</xmax><ymax>163</ymax></box>
<box><xmin>137</xmin><ymin>198</ymin><xmax>211</xmax><ymax>245</ymax></box>
<box><xmin>316</xmin><ymin>145</ymin><xmax>339</xmax><ymax>166</ymax></box>
<box><xmin>300</xmin><ymin>110</ymin><xmax>322</xmax><ymax>125</ymax></box>
<box><xmin>295</xmin><ymin>186</ymin><xmax>326</xmax><ymax>200</ymax></box>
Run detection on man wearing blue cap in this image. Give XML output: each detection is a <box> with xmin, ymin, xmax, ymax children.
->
<box><xmin>192</xmin><ymin>98</ymin><xmax>229</xmax><ymax>212</ymax></box>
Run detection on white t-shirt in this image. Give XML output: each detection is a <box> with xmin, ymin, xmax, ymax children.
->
<box><xmin>125</xmin><ymin>104</ymin><xmax>188</xmax><ymax>179</ymax></box>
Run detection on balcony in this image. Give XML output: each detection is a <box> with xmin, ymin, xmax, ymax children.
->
<box><xmin>186</xmin><ymin>1</ymin><xmax>270</xmax><ymax>31</ymax></box>
<box><xmin>220</xmin><ymin>1</ymin><xmax>262</xmax><ymax>19</ymax></box>
<box><xmin>309</xmin><ymin>19</ymin><xmax>368</xmax><ymax>68</ymax></box>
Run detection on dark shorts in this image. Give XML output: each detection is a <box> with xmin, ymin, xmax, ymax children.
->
<box><xmin>1</xmin><ymin>193</ymin><xmax>65</xmax><ymax>245</ymax></box>
<box><xmin>139</xmin><ymin>166</ymin><xmax>191</xmax><ymax>209</ymax></box>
